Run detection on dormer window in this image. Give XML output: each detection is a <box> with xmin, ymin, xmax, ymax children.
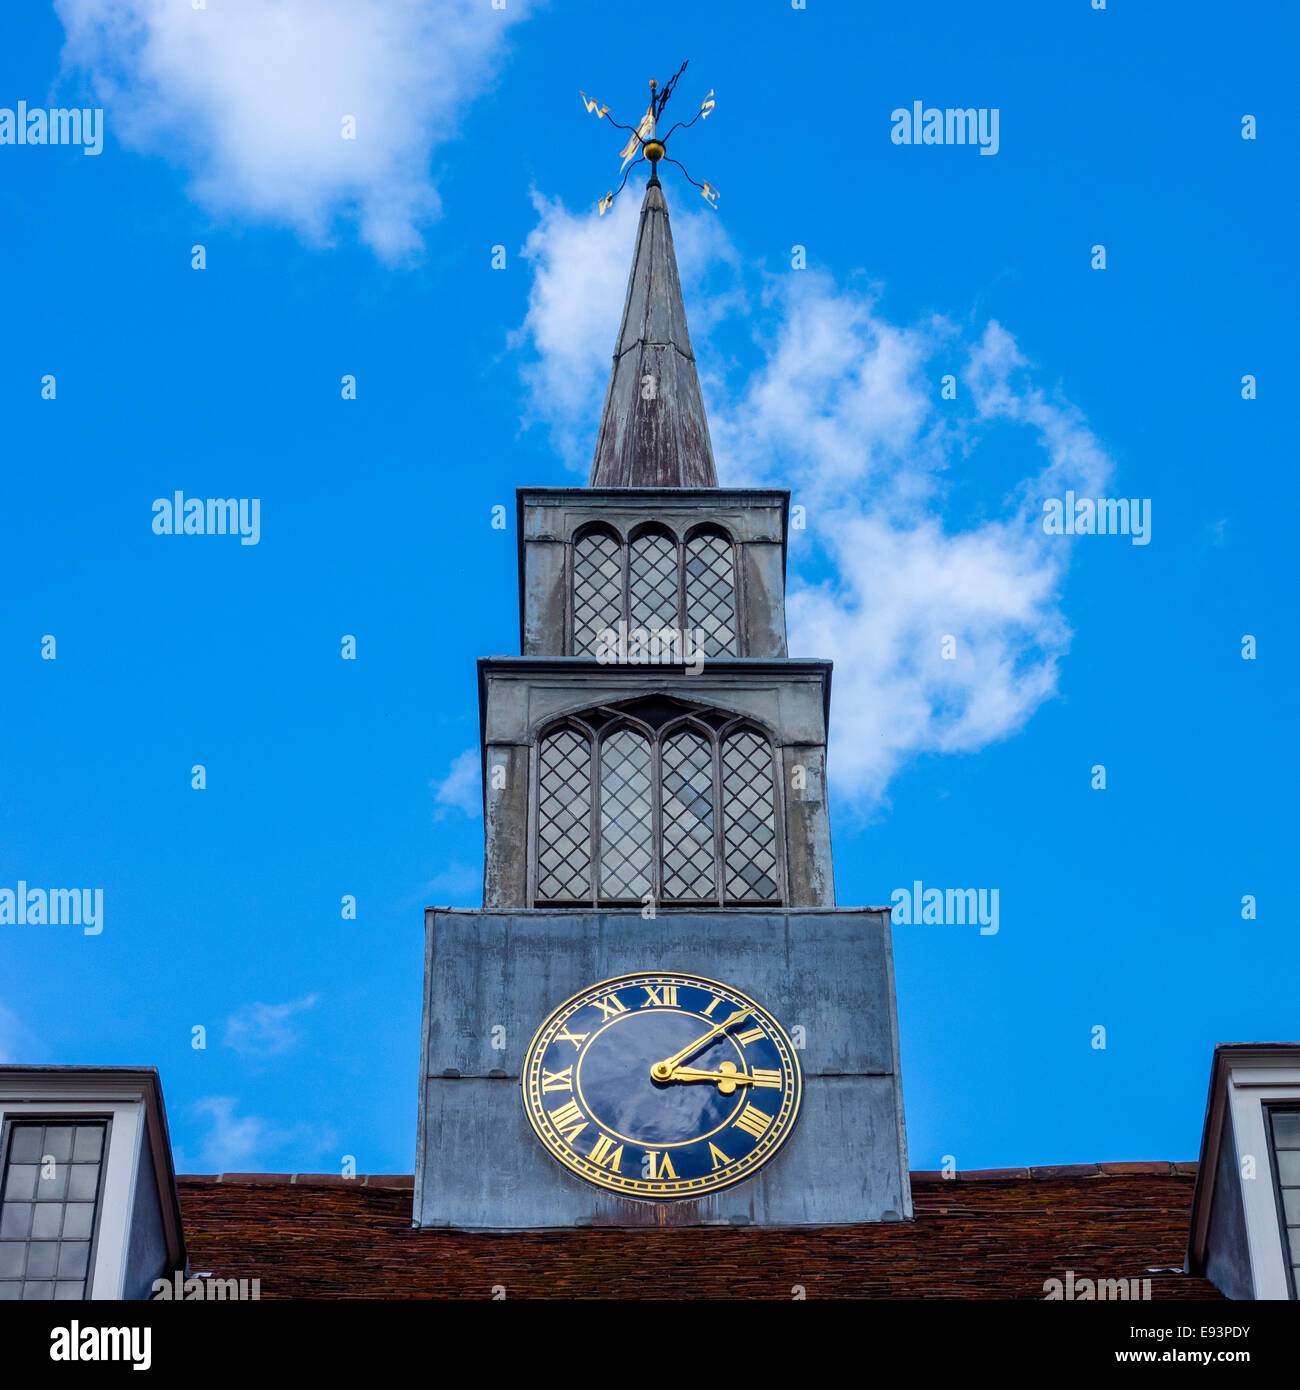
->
<box><xmin>1266</xmin><ymin>1106</ymin><xmax>1300</xmax><ymax>1297</ymax></box>
<box><xmin>570</xmin><ymin>524</ymin><xmax>739</xmax><ymax>658</ymax></box>
<box><xmin>533</xmin><ymin>699</ymin><xmax>783</xmax><ymax>907</ymax></box>
<box><xmin>1188</xmin><ymin>1043</ymin><xmax>1300</xmax><ymax>1300</ymax></box>
<box><xmin>0</xmin><ymin>1121</ymin><xmax>107</xmax><ymax>1299</ymax></box>
<box><xmin>0</xmin><ymin>1068</ymin><xmax>185</xmax><ymax>1300</ymax></box>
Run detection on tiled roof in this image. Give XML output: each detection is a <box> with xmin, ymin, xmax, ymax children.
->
<box><xmin>177</xmin><ymin>1164</ymin><xmax>1223</xmax><ymax>1299</ymax></box>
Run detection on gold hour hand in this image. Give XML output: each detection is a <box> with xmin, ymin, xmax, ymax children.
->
<box><xmin>649</xmin><ymin>1009</ymin><xmax>749</xmax><ymax>1081</ymax></box>
<box><xmin>662</xmin><ymin>1062</ymin><xmax>755</xmax><ymax>1095</ymax></box>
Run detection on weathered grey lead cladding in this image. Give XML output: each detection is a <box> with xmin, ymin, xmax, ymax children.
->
<box><xmin>416</xmin><ymin>163</ymin><xmax>912</xmax><ymax>1229</ymax></box>
<box><xmin>589</xmin><ymin>179</ymin><xmax>718</xmax><ymax>488</ymax></box>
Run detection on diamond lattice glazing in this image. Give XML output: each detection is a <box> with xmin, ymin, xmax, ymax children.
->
<box><xmin>573</xmin><ymin>530</ymin><xmax>624</xmax><ymax>656</ymax></box>
<box><xmin>660</xmin><ymin>729</ymin><xmax>716</xmax><ymax>899</ymax></box>
<box><xmin>536</xmin><ymin>728</ymin><xmax>593</xmax><ymax>901</ymax></box>
<box><xmin>721</xmin><ymin>730</ymin><xmax>778</xmax><ymax>901</ymax></box>
<box><xmin>629</xmin><ymin>532</ymin><xmax>679</xmax><ymax>638</ymax></box>
<box><xmin>599</xmin><ymin>728</ymin><xmax>653</xmax><ymax>900</ymax></box>
<box><xmin>685</xmin><ymin>534</ymin><xmax>737</xmax><ymax>657</ymax></box>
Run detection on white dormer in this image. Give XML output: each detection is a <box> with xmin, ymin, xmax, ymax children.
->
<box><xmin>0</xmin><ymin>1067</ymin><xmax>185</xmax><ymax>1300</ymax></box>
<box><xmin>1187</xmin><ymin>1043</ymin><xmax>1300</xmax><ymax>1299</ymax></box>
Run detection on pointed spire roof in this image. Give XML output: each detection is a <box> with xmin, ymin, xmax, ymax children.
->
<box><xmin>589</xmin><ymin>174</ymin><xmax>718</xmax><ymax>488</ymax></box>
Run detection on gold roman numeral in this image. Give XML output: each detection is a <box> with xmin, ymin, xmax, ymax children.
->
<box><xmin>735</xmin><ymin>1026</ymin><xmax>765</xmax><ymax>1046</ymax></box>
<box><xmin>591</xmin><ymin>993</ymin><xmax>628</xmax><ymax>1021</ymax></box>
<box><xmin>549</xmin><ymin>1099</ymin><xmax>587</xmax><ymax>1144</ymax></box>
<box><xmin>589</xmin><ymin>1135</ymin><xmax>624</xmax><ymax>1172</ymax></box>
<box><xmin>644</xmin><ymin>1151</ymin><xmax>677</xmax><ymax>1180</ymax></box>
<box><xmin>733</xmin><ymin>1105</ymin><xmax>772</xmax><ymax>1140</ymax></box>
<box><xmin>708</xmin><ymin>1143</ymin><xmax>731</xmax><ymax>1170</ymax></box>
<box><xmin>750</xmin><ymin>1069</ymin><xmax>781</xmax><ymax>1088</ymax></box>
<box><xmin>641</xmin><ymin>984</ymin><xmax>678</xmax><ymax>1008</ymax></box>
<box><xmin>541</xmin><ymin>1067</ymin><xmax>573</xmax><ymax>1093</ymax></box>
<box><xmin>554</xmin><ymin>1025</ymin><xmax>589</xmax><ymax>1051</ymax></box>
<box><xmin>701</xmin><ymin>996</ymin><xmax>723</xmax><ymax>1017</ymax></box>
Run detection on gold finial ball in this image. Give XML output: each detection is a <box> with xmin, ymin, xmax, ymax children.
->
<box><xmin>644</xmin><ymin>140</ymin><xmax>665</xmax><ymax>162</ymax></box>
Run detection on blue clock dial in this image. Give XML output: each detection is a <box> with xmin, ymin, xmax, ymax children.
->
<box><xmin>521</xmin><ymin>972</ymin><xmax>802</xmax><ymax>1199</ymax></box>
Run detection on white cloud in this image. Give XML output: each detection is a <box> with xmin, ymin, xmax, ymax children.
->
<box><xmin>713</xmin><ymin>279</ymin><xmax>1113</xmax><ymax>804</ymax></box>
<box><xmin>54</xmin><ymin>0</ymin><xmax>531</xmax><ymax>261</ymax></box>
<box><xmin>177</xmin><ymin>1096</ymin><xmax>337</xmax><ymax>1173</ymax></box>
<box><xmin>514</xmin><ymin>188</ymin><xmax>743</xmax><ymax>469</ymax></box>
<box><xmin>431</xmin><ymin>747</ymin><xmax>481</xmax><ymax>820</ymax></box>
<box><xmin>0</xmin><ymin>1002</ymin><xmax>35</xmax><ymax>1064</ymax></box>
<box><xmin>223</xmin><ymin>994</ymin><xmax>318</xmax><ymax>1057</ymax></box>
<box><xmin>426</xmin><ymin>861</ymin><xmax>482</xmax><ymax>901</ymax></box>
<box><xmin>513</xmin><ymin>197</ymin><xmax>1115</xmax><ymax>808</ymax></box>
<box><xmin>186</xmin><ymin>1096</ymin><xmax>275</xmax><ymax>1171</ymax></box>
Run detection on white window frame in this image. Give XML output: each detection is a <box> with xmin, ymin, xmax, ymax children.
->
<box><xmin>0</xmin><ymin>1100</ymin><xmax>142</xmax><ymax>1299</ymax></box>
<box><xmin>0</xmin><ymin>1068</ymin><xmax>183</xmax><ymax>1301</ymax></box>
<box><xmin>1226</xmin><ymin>1065</ymin><xmax>1300</xmax><ymax>1300</ymax></box>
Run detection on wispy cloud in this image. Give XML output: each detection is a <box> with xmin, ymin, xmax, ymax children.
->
<box><xmin>513</xmin><ymin>196</ymin><xmax>1115</xmax><ymax>809</ymax></box>
<box><xmin>431</xmin><ymin>747</ymin><xmax>481</xmax><ymax>820</ymax></box>
<box><xmin>715</xmin><ymin>284</ymin><xmax>1111</xmax><ymax>806</ymax></box>
<box><xmin>178</xmin><ymin>1095</ymin><xmax>334</xmax><ymax>1173</ymax></box>
<box><xmin>0</xmin><ymin>1001</ymin><xmax>35</xmax><ymax>1064</ymax></box>
<box><xmin>55</xmin><ymin>0</ymin><xmax>531</xmax><ymax>262</ymax></box>
<box><xmin>223</xmin><ymin>995</ymin><xmax>318</xmax><ymax>1057</ymax></box>
<box><xmin>514</xmin><ymin>189</ymin><xmax>743</xmax><ymax>469</ymax></box>
<box><xmin>426</xmin><ymin>861</ymin><xmax>482</xmax><ymax>902</ymax></box>
<box><xmin>185</xmin><ymin>1096</ymin><xmax>276</xmax><ymax>1171</ymax></box>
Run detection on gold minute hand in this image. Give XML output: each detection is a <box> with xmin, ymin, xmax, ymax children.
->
<box><xmin>650</xmin><ymin>1010</ymin><xmax>749</xmax><ymax>1081</ymax></box>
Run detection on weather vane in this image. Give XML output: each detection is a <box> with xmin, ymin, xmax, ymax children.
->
<box><xmin>579</xmin><ymin>59</ymin><xmax>717</xmax><ymax>215</ymax></box>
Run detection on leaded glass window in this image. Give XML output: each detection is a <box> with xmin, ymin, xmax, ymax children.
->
<box><xmin>599</xmin><ymin>728</ymin><xmax>653</xmax><ymax>900</ymax></box>
<box><xmin>536</xmin><ymin>727</ymin><xmax>593</xmax><ymax>902</ymax></box>
<box><xmin>534</xmin><ymin>704</ymin><xmax>781</xmax><ymax>906</ymax></box>
<box><xmin>572</xmin><ymin>528</ymin><xmax>624</xmax><ymax>657</ymax></box>
<box><xmin>660</xmin><ymin>727</ymin><xmax>716</xmax><ymax>900</ymax></box>
<box><xmin>721</xmin><ymin>728</ymin><xmax>779</xmax><ymax>902</ymax></box>
<box><xmin>685</xmin><ymin>532</ymin><xmax>738</xmax><ymax>657</ymax></box>
<box><xmin>0</xmin><ymin>1120</ymin><xmax>106</xmax><ymax>1300</ymax></box>
<box><xmin>1267</xmin><ymin>1106</ymin><xmax>1300</xmax><ymax>1298</ymax></box>
<box><xmin>570</xmin><ymin>525</ymin><xmax>739</xmax><ymax>657</ymax></box>
<box><xmin>629</xmin><ymin>530</ymin><xmax>680</xmax><ymax>636</ymax></box>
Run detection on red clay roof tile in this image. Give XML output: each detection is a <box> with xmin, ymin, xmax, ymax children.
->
<box><xmin>176</xmin><ymin>1167</ymin><xmax>1217</xmax><ymax>1299</ymax></box>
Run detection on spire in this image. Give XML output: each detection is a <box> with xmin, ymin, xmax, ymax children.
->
<box><xmin>588</xmin><ymin>173</ymin><xmax>718</xmax><ymax>488</ymax></box>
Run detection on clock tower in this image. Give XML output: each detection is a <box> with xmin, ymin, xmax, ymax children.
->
<box><xmin>415</xmin><ymin>162</ymin><xmax>911</xmax><ymax>1228</ymax></box>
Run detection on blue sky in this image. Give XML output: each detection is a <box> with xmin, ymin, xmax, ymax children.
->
<box><xmin>1</xmin><ymin>0</ymin><xmax>1296</xmax><ymax>1176</ymax></box>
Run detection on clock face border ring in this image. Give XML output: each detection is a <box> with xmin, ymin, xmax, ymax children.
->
<box><xmin>520</xmin><ymin>970</ymin><xmax>803</xmax><ymax>1201</ymax></box>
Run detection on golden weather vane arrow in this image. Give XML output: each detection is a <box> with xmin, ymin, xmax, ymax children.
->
<box><xmin>578</xmin><ymin>59</ymin><xmax>718</xmax><ymax>216</ymax></box>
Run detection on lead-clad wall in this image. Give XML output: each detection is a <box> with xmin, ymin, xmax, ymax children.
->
<box><xmin>414</xmin><ymin>908</ymin><xmax>911</xmax><ymax>1230</ymax></box>
<box><xmin>478</xmin><ymin>660</ymin><xmax>836</xmax><ymax>909</ymax></box>
<box><xmin>517</xmin><ymin>488</ymin><xmax>790</xmax><ymax>660</ymax></box>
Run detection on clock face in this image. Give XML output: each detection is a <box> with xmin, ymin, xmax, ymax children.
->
<box><xmin>521</xmin><ymin>971</ymin><xmax>802</xmax><ymax>1200</ymax></box>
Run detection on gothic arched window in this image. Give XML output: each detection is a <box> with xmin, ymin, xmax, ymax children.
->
<box><xmin>660</xmin><ymin>725</ymin><xmax>716</xmax><ymax>900</ymax></box>
<box><xmin>629</xmin><ymin>527</ymin><xmax>679</xmax><ymax>636</ymax></box>
<box><xmin>535</xmin><ymin>724</ymin><xmax>593</xmax><ymax>902</ymax></box>
<box><xmin>570</xmin><ymin>526</ymin><xmax>739</xmax><ymax>658</ymax></box>
<box><xmin>571</xmin><ymin>526</ymin><xmax>623</xmax><ymax>657</ymax></box>
<box><xmin>533</xmin><ymin>703</ymin><xmax>782</xmax><ymax>907</ymax></box>
<box><xmin>685</xmin><ymin>529</ymin><xmax>738</xmax><ymax>658</ymax></box>
<box><xmin>599</xmin><ymin>726</ymin><xmax>653</xmax><ymax>900</ymax></box>
<box><xmin>720</xmin><ymin>727</ymin><xmax>779</xmax><ymax>902</ymax></box>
